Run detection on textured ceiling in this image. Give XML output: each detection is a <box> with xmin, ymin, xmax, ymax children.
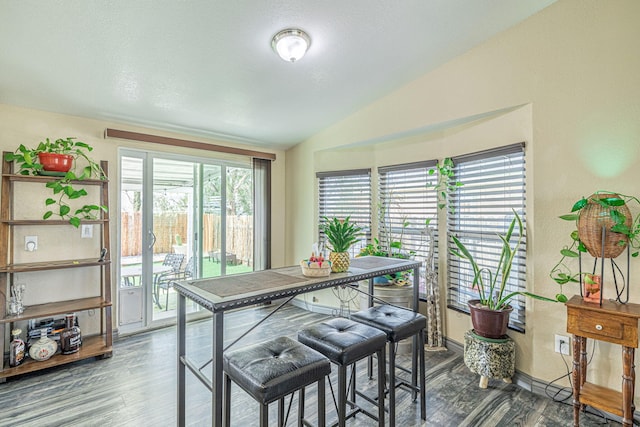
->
<box><xmin>0</xmin><ymin>1</ymin><xmax>555</xmax><ymax>150</ymax></box>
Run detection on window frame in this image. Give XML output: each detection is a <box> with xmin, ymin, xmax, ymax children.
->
<box><xmin>446</xmin><ymin>143</ymin><xmax>527</xmax><ymax>332</ymax></box>
<box><xmin>378</xmin><ymin>160</ymin><xmax>439</xmax><ymax>299</ymax></box>
<box><xmin>317</xmin><ymin>169</ymin><xmax>372</xmax><ymax>257</ymax></box>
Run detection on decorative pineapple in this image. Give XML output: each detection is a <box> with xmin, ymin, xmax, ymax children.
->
<box><xmin>320</xmin><ymin>216</ymin><xmax>363</xmax><ymax>273</ymax></box>
<box><xmin>329</xmin><ymin>251</ymin><xmax>351</xmax><ymax>273</ymax></box>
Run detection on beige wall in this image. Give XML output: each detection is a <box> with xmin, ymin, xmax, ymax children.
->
<box><xmin>285</xmin><ymin>0</ymin><xmax>640</xmax><ymax>392</ymax></box>
<box><xmin>0</xmin><ymin>104</ymin><xmax>286</xmax><ymax>330</ymax></box>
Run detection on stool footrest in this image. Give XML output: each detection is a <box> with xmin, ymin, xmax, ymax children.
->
<box><xmin>328</xmin><ymin>406</ymin><xmax>380</xmax><ymax>427</ymax></box>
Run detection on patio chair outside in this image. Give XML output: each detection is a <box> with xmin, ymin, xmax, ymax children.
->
<box><xmin>155</xmin><ymin>255</ymin><xmax>193</xmax><ymax>310</ymax></box>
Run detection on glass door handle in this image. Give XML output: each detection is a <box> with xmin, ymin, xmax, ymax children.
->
<box><xmin>149</xmin><ymin>230</ymin><xmax>157</xmax><ymax>250</ymax></box>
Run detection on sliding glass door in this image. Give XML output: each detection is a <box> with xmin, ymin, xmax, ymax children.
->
<box><xmin>118</xmin><ymin>150</ymin><xmax>255</xmax><ymax>331</ymax></box>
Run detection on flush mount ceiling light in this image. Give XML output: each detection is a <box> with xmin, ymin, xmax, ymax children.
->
<box><xmin>271</xmin><ymin>28</ymin><xmax>311</xmax><ymax>62</ymax></box>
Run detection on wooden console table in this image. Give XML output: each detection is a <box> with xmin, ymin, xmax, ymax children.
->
<box><xmin>566</xmin><ymin>295</ymin><xmax>640</xmax><ymax>426</ymax></box>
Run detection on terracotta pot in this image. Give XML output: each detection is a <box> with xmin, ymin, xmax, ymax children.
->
<box><xmin>468</xmin><ymin>299</ymin><xmax>513</xmax><ymax>339</ymax></box>
<box><xmin>38</xmin><ymin>152</ymin><xmax>73</xmax><ymax>172</ymax></box>
<box><xmin>578</xmin><ymin>193</ymin><xmax>631</xmax><ymax>259</ymax></box>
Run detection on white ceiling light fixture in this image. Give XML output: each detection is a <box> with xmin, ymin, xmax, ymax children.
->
<box><xmin>271</xmin><ymin>28</ymin><xmax>311</xmax><ymax>63</ymax></box>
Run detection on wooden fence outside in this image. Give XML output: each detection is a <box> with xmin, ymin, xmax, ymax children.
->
<box><xmin>120</xmin><ymin>212</ymin><xmax>253</xmax><ymax>264</ymax></box>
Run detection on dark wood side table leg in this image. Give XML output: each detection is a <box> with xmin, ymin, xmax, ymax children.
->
<box><xmin>622</xmin><ymin>346</ymin><xmax>635</xmax><ymax>427</ymax></box>
<box><xmin>571</xmin><ymin>335</ymin><xmax>584</xmax><ymax>427</ymax></box>
<box><xmin>580</xmin><ymin>336</ymin><xmax>587</xmax><ymax>380</ymax></box>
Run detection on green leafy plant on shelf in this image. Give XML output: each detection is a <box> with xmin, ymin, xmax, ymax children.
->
<box><xmin>550</xmin><ymin>192</ymin><xmax>640</xmax><ymax>302</ymax></box>
<box><xmin>4</xmin><ymin>137</ymin><xmax>107</xmax><ymax>227</ymax></box>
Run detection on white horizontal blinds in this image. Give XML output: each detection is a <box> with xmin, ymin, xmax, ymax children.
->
<box><xmin>317</xmin><ymin>169</ymin><xmax>371</xmax><ymax>256</ymax></box>
<box><xmin>378</xmin><ymin>161</ymin><xmax>439</xmax><ymax>298</ymax></box>
<box><xmin>446</xmin><ymin>143</ymin><xmax>527</xmax><ymax>331</ymax></box>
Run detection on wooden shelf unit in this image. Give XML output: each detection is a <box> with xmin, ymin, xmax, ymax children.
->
<box><xmin>0</xmin><ymin>258</ymin><xmax>111</xmax><ymax>274</ymax></box>
<box><xmin>0</xmin><ymin>335</ymin><xmax>110</xmax><ymax>379</ymax></box>
<box><xmin>0</xmin><ymin>153</ymin><xmax>112</xmax><ymax>381</ymax></box>
<box><xmin>566</xmin><ymin>295</ymin><xmax>640</xmax><ymax>426</ymax></box>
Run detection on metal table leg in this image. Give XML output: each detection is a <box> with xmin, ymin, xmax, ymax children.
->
<box><xmin>177</xmin><ymin>293</ymin><xmax>186</xmax><ymax>427</ymax></box>
<box><xmin>212</xmin><ymin>312</ymin><xmax>224</xmax><ymax>427</ymax></box>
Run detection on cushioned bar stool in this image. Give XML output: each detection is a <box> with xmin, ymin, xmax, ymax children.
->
<box><xmin>223</xmin><ymin>336</ymin><xmax>331</xmax><ymax>427</ymax></box>
<box><xmin>298</xmin><ymin>317</ymin><xmax>387</xmax><ymax>427</ymax></box>
<box><xmin>351</xmin><ymin>305</ymin><xmax>426</xmax><ymax>427</ymax></box>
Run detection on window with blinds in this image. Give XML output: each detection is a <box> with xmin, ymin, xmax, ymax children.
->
<box><xmin>317</xmin><ymin>169</ymin><xmax>371</xmax><ymax>256</ymax></box>
<box><xmin>378</xmin><ymin>161</ymin><xmax>439</xmax><ymax>299</ymax></box>
<box><xmin>446</xmin><ymin>143</ymin><xmax>527</xmax><ymax>331</ymax></box>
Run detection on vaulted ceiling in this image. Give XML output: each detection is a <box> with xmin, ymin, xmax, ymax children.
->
<box><xmin>0</xmin><ymin>1</ymin><xmax>555</xmax><ymax>150</ymax></box>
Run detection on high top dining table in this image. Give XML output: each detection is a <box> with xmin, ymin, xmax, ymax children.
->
<box><xmin>173</xmin><ymin>256</ymin><xmax>422</xmax><ymax>427</ymax></box>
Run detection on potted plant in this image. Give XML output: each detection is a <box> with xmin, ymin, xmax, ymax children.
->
<box><xmin>550</xmin><ymin>191</ymin><xmax>640</xmax><ymax>302</ymax></box>
<box><xmin>320</xmin><ymin>216</ymin><xmax>363</xmax><ymax>272</ymax></box>
<box><xmin>4</xmin><ymin>137</ymin><xmax>107</xmax><ymax>227</ymax></box>
<box><xmin>358</xmin><ymin>236</ymin><xmax>414</xmax><ymax>286</ymax></box>
<box><xmin>450</xmin><ymin>210</ymin><xmax>557</xmax><ymax>338</ymax></box>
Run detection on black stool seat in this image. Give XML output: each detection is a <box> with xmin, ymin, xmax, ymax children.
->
<box><xmin>224</xmin><ymin>336</ymin><xmax>330</xmax><ymax>426</ymax></box>
<box><xmin>299</xmin><ymin>317</ymin><xmax>387</xmax><ymax>427</ymax></box>
<box><xmin>352</xmin><ymin>305</ymin><xmax>427</xmax><ymax>427</ymax></box>
<box><xmin>298</xmin><ymin>317</ymin><xmax>387</xmax><ymax>365</ymax></box>
<box><xmin>351</xmin><ymin>304</ymin><xmax>425</xmax><ymax>343</ymax></box>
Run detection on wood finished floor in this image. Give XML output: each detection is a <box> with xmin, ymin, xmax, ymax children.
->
<box><xmin>0</xmin><ymin>304</ymin><xmax>621</xmax><ymax>426</ymax></box>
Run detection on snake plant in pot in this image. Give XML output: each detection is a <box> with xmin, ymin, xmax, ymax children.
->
<box><xmin>450</xmin><ymin>210</ymin><xmax>556</xmax><ymax>338</ymax></box>
<box><xmin>320</xmin><ymin>216</ymin><xmax>363</xmax><ymax>273</ymax></box>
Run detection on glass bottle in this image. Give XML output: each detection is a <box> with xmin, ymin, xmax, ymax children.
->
<box><xmin>60</xmin><ymin>313</ymin><xmax>81</xmax><ymax>355</ymax></box>
<box><xmin>9</xmin><ymin>329</ymin><xmax>25</xmax><ymax>367</ymax></box>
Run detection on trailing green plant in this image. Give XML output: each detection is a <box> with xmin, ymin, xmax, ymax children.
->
<box><xmin>550</xmin><ymin>191</ymin><xmax>640</xmax><ymax>302</ymax></box>
<box><xmin>6</xmin><ymin>137</ymin><xmax>104</xmax><ymax>178</ymax></box>
<box><xmin>320</xmin><ymin>216</ymin><xmax>363</xmax><ymax>253</ymax></box>
<box><xmin>450</xmin><ymin>209</ymin><xmax>557</xmax><ymax>310</ymax></box>
<box><xmin>428</xmin><ymin>157</ymin><xmax>463</xmax><ymax>212</ymax></box>
<box><xmin>4</xmin><ymin>137</ymin><xmax>107</xmax><ymax>227</ymax></box>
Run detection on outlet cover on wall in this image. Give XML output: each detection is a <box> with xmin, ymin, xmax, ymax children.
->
<box><xmin>25</xmin><ymin>235</ymin><xmax>38</xmax><ymax>251</ymax></box>
<box><xmin>81</xmin><ymin>224</ymin><xmax>93</xmax><ymax>238</ymax></box>
<box><xmin>554</xmin><ymin>334</ymin><xmax>570</xmax><ymax>355</ymax></box>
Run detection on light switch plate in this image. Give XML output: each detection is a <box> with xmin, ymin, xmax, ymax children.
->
<box><xmin>81</xmin><ymin>224</ymin><xmax>93</xmax><ymax>238</ymax></box>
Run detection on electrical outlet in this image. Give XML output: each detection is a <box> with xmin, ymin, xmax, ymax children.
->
<box><xmin>25</xmin><ymin>235</ymin><xmax>38</xmax><ymax>251</ymax></box>
<box><xmin>555</xmin><ymin>334</ymin><xmax>570</xmax><ymax>355</ymax></box>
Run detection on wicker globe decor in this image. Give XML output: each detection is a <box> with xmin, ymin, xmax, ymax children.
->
<box><xmin>329</xmin><ymin>251</ymin><xmax>350</xmax><ymax>273</ymax></box>
<box><xmin>551</xmin><ymin>191</ymin><xmax>640</xmax><ymax>303</ymax></box>
<box><xmin>578</xmin><ymin>193</ymin><xmax>632</xmax><ymax>258</ymax></box>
